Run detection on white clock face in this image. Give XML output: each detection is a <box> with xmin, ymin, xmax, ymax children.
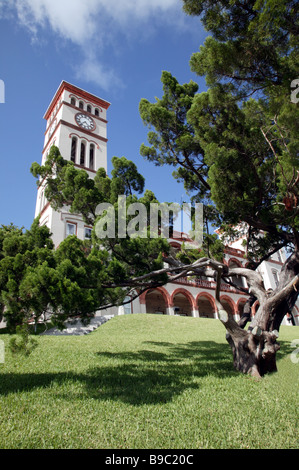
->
<box><xmin>75</xmin><ymin>113</ymin><xmax>95</xmax><ymax>131</ymax></box>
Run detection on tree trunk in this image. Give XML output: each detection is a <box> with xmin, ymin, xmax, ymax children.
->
<box><xmin>226</xmin><ymin>327</ymin><xmax>280</xmax><ymax>378</ymax></box>
<box><xmin>216</xmin><ymin>251</ymin><xmax>299</xmax><ymax>378</ymax></box>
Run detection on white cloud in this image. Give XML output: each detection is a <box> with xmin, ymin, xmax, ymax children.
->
<box><xmin>0</xmin><ymin>0</ymin><xmax>188</xmax><ymax>90</ymax></box>
<box><xmin>13</xmin><ymin>0</ymin><xmax>100</xmax><ymax>44</ymax></box>
<box><xmin>74</xmin><ymin>54</ymin><xmax>125</xmax><ymax>91</ymax></box>
<box><xmin>99</xmin><ymin>0</ymin><xmax>182</xmax><ymax>24</ymax></box>
<box><xmin>7</xmin><ymin>0</ymin><xmax>183</xmax><ymax>44</ymax></box>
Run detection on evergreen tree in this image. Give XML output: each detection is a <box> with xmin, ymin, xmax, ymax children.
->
<box><xmin>138</xmin><ymin>0</ymin><xmax>299</xmax><ymax>376</ymax></box>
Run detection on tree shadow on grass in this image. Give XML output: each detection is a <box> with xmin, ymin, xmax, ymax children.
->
<box><xmin>0</xmin><ymin>339</ymin><xmax>294</xmax><ymax>406</ymax></box>
<box><xmin>0</xmin><ymin>340</ymin><xmax>235</xmax><ymax>405</ymax></box>
<box><xmin>90</xmin><ymin>340</ymin><xmax>236</xmax><ymax>404</ymax></box>
<box><xmin>276</xmin><ymin>339</ymin><xmax>298</xmax><ymax>361</ymax></box>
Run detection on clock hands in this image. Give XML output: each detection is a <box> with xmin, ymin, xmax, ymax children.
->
<box><xmin>75</xmin><ymin>113</ymin><xmax>95</xmax><ymax>130</ymax></box>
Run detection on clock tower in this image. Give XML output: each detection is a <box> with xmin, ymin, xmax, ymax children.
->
<box><xmin>35</xmin><ymin>81</ymin><xmax>111</xmax><ymax>247</ymax></box>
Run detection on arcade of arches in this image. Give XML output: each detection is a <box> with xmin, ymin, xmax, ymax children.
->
<box><xmin>139</xmin><ymin>287</ymin><xmax>247</xmax><ymax>320</ymax></box>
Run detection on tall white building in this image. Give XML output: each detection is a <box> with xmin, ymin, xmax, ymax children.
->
<box><xmin>35</xmin><ymin>81</ymin><xmax>110</xmax><ymax>247</ymax></box>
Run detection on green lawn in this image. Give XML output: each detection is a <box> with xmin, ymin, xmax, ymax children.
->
<box><xmin>0</xmin><ymin>314</ymin><xmax>298</xmax><ymax>449</ymax></box>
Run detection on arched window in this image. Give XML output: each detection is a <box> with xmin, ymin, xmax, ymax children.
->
<box><xmin>172</xmin><ymin>290</ymin><xmax>194</xmax><ymax>317</ymax></box>
<box><xmin>87</xmin><ymin>104</ymin><xmax>92</xmax><ymax>113</ymax></box>
<box><xmin>94</xmin><ymin>108</ymin><xmax>99</xmax><ymax>117</ymax></box>
<box><xmin>80</xmin><ymin>141</ymin><xmax>86</xmax><ymax>166</ymax></box>
<box><xmin>197</xmin><ymin>293</ymin><xmax>216</xmax><ymax>318</ymax></box>
<box><xmin>70</xmin><ymin>137</ymin><xmax>77</xmax><ymax>163</ymax></box>
<box><xmin>70</xmin><ymin>97</ymin><xmax>76</xmax><ymax>106</ymax></box>
<box><xmin>145</xmin><ymin>289</ymin><xmax>168</xmax><ymax>315</ymax></box>
<box><xmin>79</xmin><ymin>101</ymin><xmax>84</xmax><ymax>110</ymax></box>
<box><xmin>89</xmin><ymin>144</ymin><xmax>95</xmax><ymax>170</ymax></box>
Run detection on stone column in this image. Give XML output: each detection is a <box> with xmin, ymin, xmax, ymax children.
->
<box><xmin>167</xmin><ymin>306</ymin><xmax>175</xmax><ymax>316</ymax></box>
<box><xmin>192</xmin><ymin>308</ymin><xmax>199</xmax><ymax>318</ymax></box>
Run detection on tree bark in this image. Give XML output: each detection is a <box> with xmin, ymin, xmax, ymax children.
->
<box><xmin>214</xmin><ymin>252</ymin><xmax>299</xmax><ymax>378</ymax></box>
<box><xmin>225</xmin><ymin>326</ymin><xmax>280</xmax><ymax>378</ymax></box>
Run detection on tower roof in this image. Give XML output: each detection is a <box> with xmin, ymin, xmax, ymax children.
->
<box><xmin>43</xmin><ymin>81</ymin><xmax>111</xmax><ymax>120</ymax></box>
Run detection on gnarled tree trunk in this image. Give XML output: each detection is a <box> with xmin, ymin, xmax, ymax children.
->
<box><xmin>214</xmin><ymin>251</ymin><xmax>299</xmax><ymax>378</ymax></box>
<box><xmin>225</xmin><ymin>324</ymin><xmax>280</xmax><ymax>377</ymax></box>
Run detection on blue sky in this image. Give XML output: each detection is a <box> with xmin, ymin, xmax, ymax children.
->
<box><xmin>0</xmin><ymin>0</ymin><xmax>207</xmax><ymax>230</ymax></box>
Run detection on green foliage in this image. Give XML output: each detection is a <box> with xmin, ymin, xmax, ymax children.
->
<box><xmin>1</xmin><ymin>149</ymin><xmax>171</xmax><ymax>332</ymax></box>
<box><xmin>0</xmin><ymin>215</ymin><xmax>159</xmax><ymax>332</ymax></box>
<box><xmin>9</xmin><ymin>324</ymin><xmax>38</xmax><ymax>356</ymax></box>
<box><xmin>184</xmin><ymin>0</ymin><xmax>298</xmax><ymax>97</ymax></box>
<box><xmin>31</xmin><ymin>148</ymin><xmax>147</xmax><ymax>224</ymax></box>
<box><xmin>139</xmin><ymin>72</ymin><xmax>208</xmax><ymax>198</ymax></box>
<box><xmin>110</xmin><ymin>156</ymin><xmax>145</xmax><ymax>202</ymax></box>
<box><xmin>0</xmin><ymin>220</ymin><xmax>55</xmax><ymax>331</ymax></box>
<box><xmin>140</xmin><ymin>1</ymin><xmax>299</xmax><ymax>262</ymax></box>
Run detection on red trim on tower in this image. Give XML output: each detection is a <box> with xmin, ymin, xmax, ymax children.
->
<box><xmin>61</xmin><ymin>120</ymin><xmax>108</xmax><ymax>142</ymax></box>
<box><xmin>44</xmin><ymin>81</ymin><xmax>111</xmax><ymax>120</ymax></box>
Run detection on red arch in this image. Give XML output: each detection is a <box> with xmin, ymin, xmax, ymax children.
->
<box><xmin>170</xmin><ymin>241</ymin><xmax>181</xmax><ymax>250</ymax></box>
<box><xmin>170</xmin><ymin>288</ymin><xmax>196</xmax><ymax>309</ymax></box>
<box><xmin>236</xmin><ymin>297</ymin><xmax>248</xmax><ymax>309</ymax></box>
<box><xmin>140</xmin><ymin>286</ymin><xmax>171</xmax><ymax>307</ymax></box>
<box><xmin>220</xmin><ymin>295</ymin><xmax>237</xmax><ymax>315</ymax></box>
<box><xmin>236</xmin><ymin>297</ymin><xmax>249</xmax><ymax>317</ymax></box>
<box><xmin>228</xmin><ymin>258</ymin><xmax>243</xmax><ymax>267</ymax></box>
<box><xmin>196</xmin><ymin>292</ymin><xmax>217</xmax><ymax>312</ymax></box>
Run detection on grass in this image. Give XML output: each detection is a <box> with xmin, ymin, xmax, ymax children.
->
<box><xmin>0</xmin><ymin>314</ymin><xmax>298</xmax><ymax>449</ymax></box>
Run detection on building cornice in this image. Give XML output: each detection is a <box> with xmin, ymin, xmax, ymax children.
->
<box><xmin>44</xmin><ymin>81</ymin><xmax>111</xmax><ymax>120</ymax></box>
